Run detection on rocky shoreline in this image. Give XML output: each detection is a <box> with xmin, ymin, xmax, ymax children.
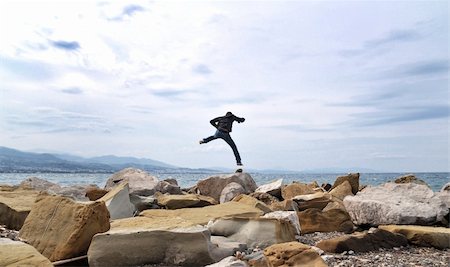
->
<box><xmin>1</xmin><ymin>169</ymin><xmax>449</xmax><ymax>266</ymax></box>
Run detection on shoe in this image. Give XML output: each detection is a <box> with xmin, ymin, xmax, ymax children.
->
<box><xmin>199</xmin><ymin>140</ymin><xmax>205</xmax><ymax>144</ymax></box>
<box><xmin>237</xmin><ymin>163</ymin><xmax>243</xmax><ymax>166</ymax></box>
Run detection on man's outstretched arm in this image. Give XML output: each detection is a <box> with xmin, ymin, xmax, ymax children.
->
<box><xmin>210</xmin><ymin>117</ymin><xmax>221</xmax><ymax>128</ymax></box>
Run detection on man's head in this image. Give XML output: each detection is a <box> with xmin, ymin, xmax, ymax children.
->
<box><xmin>225</xmin><ymin>111</ymin><xmax>233</xmax><ymax>117</ymax></box>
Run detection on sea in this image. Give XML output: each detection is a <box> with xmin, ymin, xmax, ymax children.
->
<box><xmin>0</xmin><ymin>172</ymin><xmax>448</xmax><ymax>192</ymax></box>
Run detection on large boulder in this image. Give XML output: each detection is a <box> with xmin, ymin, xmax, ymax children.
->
<box><xmin>196</xmin><ymin>173</ymin><xmax>257</xmax><ymax>202</ymax></box>
<box><xmin>156</xmin><ymin>193</ymin><xmax>217</xmax><ymax>209</ymax></box>
<box><xmin>207</xmin><ymin>217</ymin><xmax>297</xmax><ymax>249</ymax></box>
<box><xmin>220</xmin><ymin>182</ymin><xmax>245</xmax><ymax>203</ymax></box>
<box><xmin>255</xmin><ymin>179</ymin><xmax>283</xmax><ymax>198</ymax></box>
<box><xmin>281</xmin><ymin>182</ymin><xmax>315</xmax><ymax>200</ymax></box>
<box><xmin>18</xmin><ymin>177</ymin><xmax>59</xmax><ymax>191</ymax></box>
<box><xmin>139</xmin><ymin>201</ymin><xmax>263</xmax><ymax>227</ymax></box>
<box><xmin>104</xmin><ymin>168</ymin><xmax>159</xmax><ymax>196</ymax></box>
<box><xmin>88</xmin><ymin>225</ymin><xmax>223</xmax><ymax>267</ymax></box>
<box><xmin>233</xmin><ymin>194</ymin><xmax>273</xmax><ymax>214</ymax></box>
<box><xmin>379</xmin><ymin>225</ymin><xmax>450</xmax><ymax>249</ymax></box>
<box><xmin>86</xmin><ymin>188</ymin><xmax>109</xmax><ymax>201</ymax></box>
<box><xmin>441</xmin><ymin>182</ymin><xmax>450</xmax><ymax>192</ymax></box>
<box><xmin>154</xmin><ymin>179</ymin><xmax>182</xmax><ymax>195</ymax></box>
<box><xmin>316</xmin><ymin>228</ymin><xmax>408</xmax><ymax>253</ymax></box>
<box><xmin>263</xmin><ymin>242</ymin><xmax>327</xmax><ymax>267</ymax></box>
<box><xmin>48</xmin><ymin>184</ymin><xmax>99</xmax><ymax>201</ymax></box>
<box><xmin>262</xmin><ymin>211</ymin><xmax>301</xmax><ymax>237</ymax></box>
<box><xmin>19</xmin><ymin>193</ymin><xmax>110</xmax><ymax>262</ymax></box>
<box><xmin>329</xmin><ymin>180</ymin><xmax>353</xmax><ymax>200</ymax></box>
<box><xmin>98</xmin><ymin>182</ymin><xmax>135</xmax><ymax>219</ymax></box>
<box><xmin>249</xmin><ymin>192</ymin><xmax>280</xmax><ymax>206</ymax></box>
<box><xmin>343</xmin><ymin>182</ymin><xmax>449</xmax><ymax>226</ymax></box>
<box><xmin>0</xmin><ymin>238</ymin><xmax>52</xmax><ymax>267</ymax></box>
<box><xmin>292</xmin><ymin>192</ymin><xmax>333</xmax><ymax>211</ymax></box>
<box><xmin>0</xmin><ymin>186</ymin><xmax>39</xmax><ymax>230</ymax></box>
<box><xmin>298</xmin><ymin>208</ymin><xmax>354</xmax><ymax>234</ymax></box>
<box><xmin>270</xmin><ymin>199</ymin><xmax>298</xmax><ymax>211</ymax></box>
<box><xmin>394</xmin><ymin>174</ymin><xmax>429</xmax><ymax>187</ymax></box>
<box><xmin>330</xmin><ymin>173</ymin><xmax>360</xmax><ymax>195</ymax></box>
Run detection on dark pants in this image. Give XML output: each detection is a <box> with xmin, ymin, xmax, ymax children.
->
<box><xmin>203</xmin><ymin>130</ymin><xmax>242</xmax><ymax>164</ymax></box>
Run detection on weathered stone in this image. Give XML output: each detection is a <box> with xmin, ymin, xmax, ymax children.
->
<box><xmin>104</xmin><ymin>168</ymin><xmax>159</xmax><ymax>196</ymax></box>
<box><xmin>220</xmin><ymin>182</ymin><xmax>245</xmax><ymax>203</ymax></box>
<box><xmin>379</xmin><ymin>225</ymin><xmax>450</xmax><ymax>249</ymax></box>
<box><xmin>249</xmin><ymin>192</ymin><xmax>280</xmax><ymax>206</ymax></box>
<box><xmin>210</xmin><ymin>236</ymin><xmax>247</xmax><ymax>261</ymax></box>
<box><xmin>330</xmin><ymin>173</ymin><xmax>360</xmax><ymax>195</ymax></box>
<box><xmin>129</xmin><ymin>194</ymin><xmax>158</xmax><ymax>212</ymax></box>
<box><xmin>281</xmin><ymin>182</ymin><xmax>315</xmax><ymax>200</ymax></box>
<box><xmin>0</xmin><ymin>187</ymin><xmax>39</xmax><ymax>230</ymax></box>
<box><xmin>270</xmin><ymin>199</ymin><xmax>298</xmax><ymax>211</ymax></box>
<box><xmin>441</xmin><ymin>182</ymin><xmax>450</xmax><ymax>192</ymax></box>
<box><xmin>322</xmin><ymin>199</ymin><xmax>346</xmax><ymax>212</ymax></box>
<box><xmin>263</xmin><ymin>211</ymin><xmax>301</xmax><ymax>236</ymax></box>
<box><xmin>233</xmin><ymin>194</ymin><xmax>273</xmax><ymax>214</ymax></box>
<box><xmin>343</xmin><ymin>182</ymin><xmax>448</xmax><ymax>226</ymax></box>
<box><xmin>263</xmin><ymin>242</ymin><xmax>327</xmax><ymax>267</ymax></box>
<box><xmin>19</xmin><ymin>193</ymin><xmax>110</xmax><ymax>262</ymax></box>
<box><xmin>206</xmin><ymin>256</ymin><xmax>247</xmax><ymax>267</ymax></box>
<box><xmin>255</xmin><ymin>179</ymin><xmax>283</xmax><ymax>198</ymax></box>
<box><xmin>88</xmin><ymin>226</ymin><xmax>221</xmax><ymax>267</ymax></box>
<box><xmin>394</xmin><ymin>174</ymin><xmax>430</xmax><ymax>187</ymax></box>
<box><xmin>48</xmin><ymin>184</ymin><xmax>98</xmax><ymax>201</ymax></box>
<box><xmin>292</xmin><ymin>192</ymin><xmax>333</xmax><ymax>211</ymax></box>
<box><xmin>298</xmin><ymin>208</ymin><xmax>354</xmax><ymax>234</ymax></box>
<box><xmin>196</xmin><ymin>173</ymin><xmax>257</xmax><ymax>202</ymax></box>
<box><xmin>322</xmin><ymin>183</ymin><xmax>332</xmax><ymax>191</ymax></box>
<box><xmin>316</xmin><ymin>228</ymin><xmax>408</xmax><ymax>253</ymax></box>
<box><xmin>155</xmin><ymin>180</ymin><xmax>182</xmax><ymax>195</ymax></box>
<box><xmin>0</xmin><ymin>238</ymin><xmax>52</xmax><ymax>267</ymax></box>
<box><xmin>139</xmin><ymin>201</ymin><xmax>263</xmax><ymax>227</ymax></box>
<box><xmin>98</xmin><ymin>182</ymin><xmax>135</xmax><ymax>219</ymax></box>
<box><xmin>208</xmin><ymin>217</ymin><xmax>297</xmax><ymax>249</ymax></box>
<box><xmin>86</xmin><ymin>187</ymin><xmax>109</xmax><ymax>201</ymax></box>
<box><xmin>18</xmin><ymin>177</ymin><xmax>59</xmax><ymax>191</ymax></box>
<box><xmin>156</xmin><ymin>193</ymin><xmax>217</xmax><ymax>209</ymax></box>
<box><xmin>329</xmin><ymin>180</ymin><xmax>354</xmax><ymax>200</ymax></box>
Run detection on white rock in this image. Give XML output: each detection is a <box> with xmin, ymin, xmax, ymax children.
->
<box><xmin>220</xmin><ymin>182</ymin><xmax>245</xmax><ymax>204</ymax></box>
<box><xmin>206</xmin><ymin>256</ymin><xmax>248</xmax><ymax>267</ymax></box>
<box><xmin>104</xmin><ymin>168</ymin><xmax>159</xmax><ymax>196</ymax></box>
<box><xmin>262</xmin><ymin>211</ymin><xmax>301</xmax><ymax>235</ymax></box>
<box><xmin>98</xmin><ymin>182</ymin><xmax>135</xmax><ymax>219</ymax></box>
<box><xmin>255</xmin><ymin>179</ymin><xmax>283</xmax><ymax>197</ymax></box>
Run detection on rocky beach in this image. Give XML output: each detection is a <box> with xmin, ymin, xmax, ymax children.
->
<box><xmin>1</xmin><ymin>169</ymin><xmax>449</xmax><ymax>267</ymax></box>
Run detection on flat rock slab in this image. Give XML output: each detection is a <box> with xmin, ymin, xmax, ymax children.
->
<box><xmin>88</xmin><ymin>226</ymin><xmax>219</xmax><ymax>267</ymax></box>
<box><xmin>379</xmin><ymin>225</ymin><xmax>450</xmax><ymax>249</ymax></box>
<box><xmin>0</xmin><ymin>187</ymin><xmax>40</xmax><ymax>230</ymax></box>
<box><xmin>263</xmin><ymin>241</ymin><xmax>327</xmax><ymax>267</ymax></box>
<box><xmin>156</xmin><ymin>193</ymin><xmax>217</xmax><ymax>209</ymax></box>
<box><xmin>298</xmin><ymin>208</ymin><xmax>354</xmax><ymax>234</ymax></box>
<box><xmin>19</xmin><ymin>193</ymin><xmax>110</xmax><ymax>262</ymax></box>
<box><xmin>344</xmin><ymin>182</ymin><xmax>448</xmax><ymax>226</ymax></box>
<box><xmin>0</xmin><ymin>238</ymin><xmax>52</xmax><ymax>267</ymax></box>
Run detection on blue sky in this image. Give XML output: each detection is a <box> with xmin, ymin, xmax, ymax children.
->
<box><xmin>0</xmin><ymin>0</ymin><xmax>448</xmax><ymax>172</ymax></box>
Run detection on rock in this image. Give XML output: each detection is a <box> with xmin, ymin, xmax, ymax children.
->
<box><xmin>48</xmin><ymin>184</ymin><xmax>98</xmax><ymax>201</ymax></box>
<box><xmin>255</xmin><ymin>179</ymin><xmax>283</xmax><ymax>198</ymax></box>
<box><xmin>379</xmin><ymin>225</ymin><xmax>450</xmax><ymax>249</ymax></box>
<box><xmin>156</xmin><ymin>193</ymin><xmax>217</xmax><ymax>209</ymax></box>
<box><xmin>329</xmin><ymin>180</ymin><xmax>354</xmax><ymax>200</ymax></box>
<box><xmin>270</xmin><ymin>199</ymin><xmax>298</xmax><ymax>211</ymax></box>
<box><xmin>220</xmin><ymin>182</ymin><xmax>246</xmax><ymax>203</ymax></box>
<box><xmin>0</xmin><ymin>187</ymin><xmax>39</xmax><ymax>230</ymax></box>
<box><xmin>196</xmin><ymin>173</ymin><xmax>257</xmax><ymax>202</ymax></box>
<box><xmin>292</xmin><ymin>192</ymin><xmax>333</xmax><ymax>211</ymax></box>
<box><xmin>19</xmin><ymin>193</ymin><xmax>110</xmax><ymax>262</ymax></box>
<box><xmin>394</xmin><ymin>174</ymin><xmax>430</xmax><ymax>187</ymax></box>
<box><xmin>262</xmin><ymin>211</ymin><xmax>301</xmax><ymax>236</ymax></box>
<box><xmin>233</xmin><ymin>194</ymin><xmax>273</xmax><ymax>214</ymax></box>
<box><xmin>441</xmin><ymin>182</ymin><xmax>450</xmax><ymax>192</ymax></box>
<box><xmin>0</xmin><ymin>238</ymin><xmax>52</xmax><ymax>267</ymax></box>
<box><xmin>104</xmin><ymin>168</ymin><xmax>159</xmax><ymax>196</ymax></box>
<box><xmin>330</xmin><ymin>173</ymin><xmax>360</xmax><ymax>195</ymax></box>
<box><xmin>208</xmin><ymin>217</ymin><xmax>297</xmax><ymax>249</ymax></box>
<box><xmin>322</xmin><ymin>183</ymin><xmax>332</xmax><ymax>191</ymax></box>
<box><xmin>343</xmin><ymin>182</ymin><xmax>448</xmax><ymax>226</ymax></box>
<box><xmin>18</xmin><ymin>177</ymin><xmax>59</xmax><ymax>191</ymax></box>
<box><xmin>316</xmin><ymin>228</ymin><xmax>408</xmax><ymax>253</ymax></box>
<box><xmin>86</xmin><ymin>187</ymin><xmax>109</xmax><ymax>201</ymax></box>
<box><xmin>210</xmin><ymin>236</ymin><xmax>247</xmax><ymax>261</ymax></box>
<box><xmin>88</xmin><ymin>225</ymin><xmax>222</xmax><ymax>267</ymax></box>
<box><xmin>298</xmin><ymin>208</ymin><xmax>354</xmax><ymax>234</ymax></box>
<box><xmin>263</xmin><ymin>241</ymin><xmax>327</xmax><ymax>267</ymax></box>
<box><xmin>155</xmin><ymin>180</ymin><xmax>182</xmax><ymax>195</ymax></box>
<box><xmin>322</xmin><ymin>199</ymin><xmax>346</xmax><ymax>212</ymax></box>
<box><xmin>139</xmin><ymin>201</ymin><xmax>263</xmax><ymax>227</ymax></box>
<box><xmin>249</xmin><ymin>192</ymin><xmax>280</xmax><ymax>206</ymax></box>
<box><xmin>129</xmin><ymin>194</ymin><xmax>158</xmax><ymax>212</ymax></box>
<box><xmin>281</xmin><ymin>182</ymin><xmax>315</xmax><ymax>200</ymax></box>
<box><xmin>98</xmin><ymin>182</ymin><xmax>135</xmax><ymax>219</ymax></box>
<box><xmin>206</xmin><ymin>256</ymin><xmax>248</xmax><ymax>267</ymax></box>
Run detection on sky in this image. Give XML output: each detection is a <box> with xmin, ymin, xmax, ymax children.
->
<box><xmin>0</xmin><ymin>0</ymin><xmax>448</xmax><ymax>172</ymax></box>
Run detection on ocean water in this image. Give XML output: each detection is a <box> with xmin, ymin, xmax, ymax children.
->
<box><xmin>0</xmin><ymin>172</ymin><xmax>448</xmax><ymax>192</ymax></box>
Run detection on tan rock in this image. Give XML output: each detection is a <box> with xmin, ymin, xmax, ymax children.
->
<box><xmin>298</xmin><ymin>208</ymin><xmax>354</xmax><ymax>234</ymax></box>
<box><xmin>104</xmin><ymin>168</ymin><xmax>159</xmax><ymax>196</ymax></box>
<box><xmin>329</xmin><ymin>180</ymin><xmax>354</xmax><ymax>200</ymax></box>
<box><xmin>322</xmin><ymin>199</ymin><xmax>346</xmax><ymax>212</ymax></box>
<box><xmin>281</xmin><ymin>182</ymin><xmax>315</xmax><ymax>200</ymax></box>
<box><xmin>196</xmin><ymin>173</ymin><xmax>257</xmax><ymax>202</ymax></box>
<box><xmin>379</xmin><ymin>225</ymin><xmax>450</xmax><ymax>249</ymax></box>
<box><xmin>330</xmin><ymin>173</ymin><xmax>360</xmax><ymax>195</ymax></box>
<box><xmin>0</xmin><ymin>187</ymin><xmax>39</xmax><ymax>230</ymax></box>
<box><xmin>292</xmin><ymin>192</ymin><xmax>333</xmax><ymax>211</ymax></box>
<box><xmin>270</xmin><ymin>199</ymin><xmax>298</xmax><ymax>211</ymax></box>
<box><xmin>233</xmin><ymin>194</ymin><xmax>273</xmax><ymax>214</ymax></box>
<box><xmin>249</xmin><ymin>192</ymin><xmax>280</xmax><ymax>206</ymax></box>
<box><xmin>394</xmin><ymin>174</ymin><xmax>429</xmax><ymax>187</ymax></box>
<box><xmin>316</xmin><ymin>228</ymin><xmax>408</xmax><ymax>253</ymax></box>
<box><xmin>19</xmin><ymin>193</ymin><xmax>110</xmax><ymax>262</ymax></box>
<box><xmin>18</xmin><ymin>177</ymin><xmax>59</xmax><ymax>191</ymax></box>
<box><xmin>263</xmin><ymin>241</ymin><xmax>327</xmax><ymax>267</ymax></box>
<box><xmin>86</xmin><ymin>187</ymin><xmax>109</xmax><ymax>201</ymax></box>
<box><xmin>0</xmin><ymin>238</ymin><xmax>52</xmax><ymax>267</ymax></box>
<box><xmin>156</xmin><ymin>193</ymin><xmax>217</xmax><ymax>209</ymax></box>
<box><xmin>138</xmin><ymin>201</ymin><xmax>263</xmax><ymax>228</ymax></box>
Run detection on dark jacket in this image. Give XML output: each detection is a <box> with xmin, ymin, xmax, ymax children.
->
<box><xmin>210</xmin><ymin>112</ymin><xmax>245</xmax><ymax>133</ymax></box>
